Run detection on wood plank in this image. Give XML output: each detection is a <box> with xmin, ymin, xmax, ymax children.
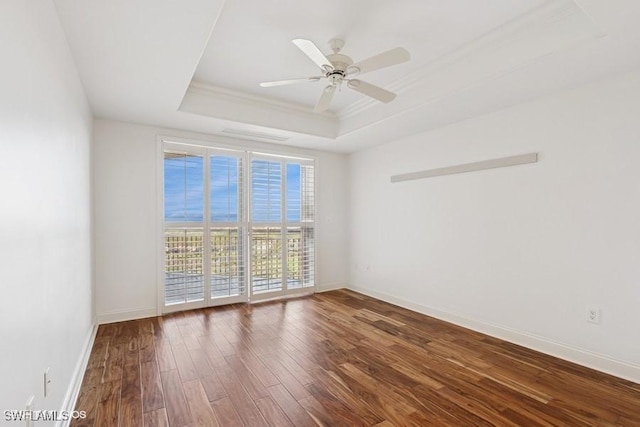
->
<box><xmin>70</xmin><ymin>384</ymin><xmax>100</xmax><ymax>427</ymax></box>
<box><xmin>275</xmin><ymin>352</ymin><xmax>314</xmax><ymax>386</ymax></box>
<box><xmin>140</xmin><ymin>360</ymin><xmax>165</xmax><ymax>413</ymax></box>
<box><xmin>171</xmin><ymin>342</ymin><xmax>199</xmax><ymax>382</ymax></box>
<box><xmin>298</xmin><ymin>395</ymin><xmax>341</xmax><ymax>427</ymax></box>
<box><xmin>96</xmin><ymin>324</ymin><xmax>116</xmax><ymax>339</ymax></box>
<box><xmin>258</xmin><ymin>353</ymin><xmax>310</xmax><ymax>400</ymax></box>
<box><xmin>151</xmin><ymin>317</ymin><xmax>166</xmax><ymax>340</ymax></box>
<box><xmin>182</xmin><ymin>334</ymin><xmax>202</xmax><ymax>351</ymax></box>
<box><xmin>305</xmin><ymin>381</ymin><xmax>376</xmax><ymax>427</ymax></box>
<box><xmin>160</xmin><ymin>370</ymin><xmax>192</xmax><ymax>427</ymax></box>
<box><xmin>267</xmin><ymin>384</ymin><xmax>316</xmax><ymax>427</ymax></box>
<box><xmin>197</xmin><ymin>335</ymin><xmax>227</xmax><ymax>368</ymax></box>
<box><xmin>224</xmin><ymin>354</ymin><xmax>270</xmax><ymax>400</ymax></box>
<box><xmin>139</xmin><ymin>328</ymin><xmax>156</xmax><ymax>364</ymax></box>
<box><xmin>211</xmin><ymin>397</ymin><xmax>244</xmax><ymax>426</ymax></box>
<box><xmin>155</xmin><ymin>339</ymin><xmax>177</xmax><ymax>372</ymax></box>
<box><xmin>235</xmin><ymin>347</ymin><xmax>280</xmax><ymax>387</ymax></box>
<box><xmin>215</xmin><ymin>364</ymin><xmax>269</xmax><ymax>427</ymax></box>
<box><xmin>78</xmin><ymin>367</ymin><xmax>103</xmax><ymax>394</ymax></box>
<box><xmin>254</xmin><ymin>396</ymin><xmax>295</xmax><ymax>427</ymax></box>
<box><xmin>144</xmin><ymin>408</ymin><xmax>170</xmax><ymax>427</ymax></box>
<box><xmin>119</xmin><ymin>361</ymin><xmax>142</xmax><ymax>427</ymax></box>
<box><xmin>188</xmin><ymin>347</ymin><xmax>215</xmax><ymax>377</ymax></box>
<box><xmin>207</xmin><ymin>323</ymin><xmax>236</xmax><ymax>356</ymax></box>
<box><xmin>102</xmin><ymin>343</ymin><xmax>124</xmax><ymax>383</ymax></box>
<box><xmin>334</xmin><ymin>363</ymin><xmax>417</xmax><ymax>425</ymax></box>
<box><xmin>182</xmin><ymin>380</ymin><xmax>219</xmax><ymax>426</ymax></box>
<box><xmin>201</xmin><ymin>374</ymin><xmax>227</xmax><ymax>402</ymax></box>
<box><xmin>86</xmin><ymin>337</ymin><xmax>109</xmax><ymax>369</ymax></box>
<box><xmin>123</xmin><ymin>336</ymin><xmax>139</xmax><ymax>367</ymax></box>
<box><xmin>98</xmin><ymin>379</ymin><xmax>121</xmax><ymax>402</ymax></box>
<box><xmin>94</xmin><ymin>397</ymin><xmax>119</xmax><ymax>427</ymax></box>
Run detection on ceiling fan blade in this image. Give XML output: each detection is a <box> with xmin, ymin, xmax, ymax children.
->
<box><xmin>260</xmin><ymin>77</ymin><xmax>322</xmax><ymax>87</ymax></box>
<box><xmin>351</xmin><ymin>47</ymin><xmax>410</xmax><ymax>75</ymax></box>
<box><xmin>347</xmin><ymin>79</ymin><xmax>396</xmax><ymax>103</ymax></box>
<box><xmin>314</xmin><ymin>85</ymin><xmax>336</xmax><ymax>112</ymax></box>
<box><xmin>292</xmin><ymin>39</ymin><xmax>332</xmax><ymax>71</ymax></box>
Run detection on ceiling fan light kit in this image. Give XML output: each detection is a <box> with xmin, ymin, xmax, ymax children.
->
<box><xmin>260</xmin><ymin>38</ymin><xmax>410</xmax><ymax>112</ymax></box>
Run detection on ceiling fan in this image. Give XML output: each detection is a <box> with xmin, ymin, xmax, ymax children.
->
<box><xmin>260</xmin><ymin>38</ymin><xmax>410</xmax><ymax>112</ymax></box>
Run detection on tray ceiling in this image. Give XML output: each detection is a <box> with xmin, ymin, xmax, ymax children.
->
<box><xmin>192</xmin><ymin>0</ymin><xmax>548</xmax><ymax>111</ymax></box>
<box><xmin>54</xmin><ymin>0</ymin><xmax>640</xmax><ymax>152</ymax></box>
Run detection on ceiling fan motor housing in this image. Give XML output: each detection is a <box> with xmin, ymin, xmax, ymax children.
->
<box><xmin>327</xmin><ymin>53</ymin><xmax>353</xmax><ymax>72</ymax></box>
<box><xmin>326</xmin><ymin>53</ymin><xmax>353</xmax><ymax>84</ymax></box>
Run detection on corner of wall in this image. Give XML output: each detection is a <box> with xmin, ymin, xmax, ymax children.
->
<box><xmin>56</xmin><ymin>324</ymin><xmax>98</xmax><ymax>427</ymax></box>
<box><xmin>316</xmin><ymin>283</ymin><xmax>347</xmax><ymax>293</ymax></box>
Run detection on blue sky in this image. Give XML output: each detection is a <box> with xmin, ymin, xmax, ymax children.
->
<box><xmin>164</xmin><ymin>155</ymin><xmax>301</xmax><ymax>222</ymax></box>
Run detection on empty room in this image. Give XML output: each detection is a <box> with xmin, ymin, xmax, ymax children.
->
<box><xmin>2</xmin><ymin>0</ymin><xmax>640</xmax><ymax>426</ymax></box>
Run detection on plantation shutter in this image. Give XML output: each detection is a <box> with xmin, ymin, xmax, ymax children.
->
<box><xmin>286</xmin><ymin>162</ymin><xmax>315</xmax><ymax>289</ymax></box>
<box><xmin>251</xmin><ymin>159</ymin><xmax>282</xmax><ymax>223</ymax></box>
<box><xmin>210</xmin><ymin>154</ymin><xmax>245</xmax><ymax>299</ymax></box>
<box><xmin>164</xmin><ymin>151</ymin><xmax>205</xmax><ymax>305</ymax></box>
<box><xmin>251</xmin><ymin>159</ymin><xmax>284</xmax><ymax>293</ymax></box>
<box><xmin>250</xmin><ymin>156</ymin><xmax>315</xmax><ymax>298</ymax></box>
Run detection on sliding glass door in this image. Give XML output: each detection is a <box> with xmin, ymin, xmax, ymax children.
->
<box><xmin>164</xmin><ymin>149</ymin><xmax>206</xmax><ymax>310</ymax></box>
<box><xmin>163</xmin><ymin>144</ymin><xmax>247</xmax><ymax>312</ymax></box>
<box><xmin>250</xmin><ymin>155</ymin><xmax>315</xmax><ymax>301</ymax></box>
<box><xmin>162</xmin><ymin>141</ymin><xmax>315</xmax><ymax>311</ymax></box>
<box><xmin>209</xmin><ymin>154</ymin><xmax>245</xmax><ymax>302</ymax></box>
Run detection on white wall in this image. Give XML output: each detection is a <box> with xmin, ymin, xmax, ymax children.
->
<box><xmin>349</xmin><ymin>70</ymin><xmax>640</xmax><ymax>382</ymax></box>
<box><xmin>0</xmin><ymin>0</ymin><xmax>93</xmax><ymax>420</ymax></box>
<box><xmin>93</xmin><ymin>119</ymin><xmax>349</xmax><ymax>323</ymax></box>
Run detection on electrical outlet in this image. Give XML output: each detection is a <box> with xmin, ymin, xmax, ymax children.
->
<box><xmin>44</xmin><ymin>368</ymin><xmax>51</xmax><ymax>397</ymax></box>
<box><xmin>587</xmin><ymin>307</ymin><xmax>601</xmax><ymax>324</ymax></box>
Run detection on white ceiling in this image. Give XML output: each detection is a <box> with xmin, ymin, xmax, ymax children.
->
<box><xmin>193</xmin><ymin>0</ymin><xmax>547</xmax><ymax>111</ymax></box>
<box><xmin>54</xmin><ymin>0</ymin><xmax>640</xmax><ymax>153</ymax></box>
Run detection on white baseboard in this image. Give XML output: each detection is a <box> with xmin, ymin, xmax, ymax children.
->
<box><xmin>96</xmin><ymin>307</ymin><xmax>158</xmax><ymax>324</ymax></box>
<box><xmin>56</xmin><ymin>324</ymin><xmax>97</xmax><ymax>427</ymax></box>
<box><xmin>348</xmin><ymin>285</ymin><xmax>640</xmax><ymax>384</ymax></box>
<box><xmin>316</xmin><ymin>283</ymin><xmax>346</xmax><ymax>293</ymax></box>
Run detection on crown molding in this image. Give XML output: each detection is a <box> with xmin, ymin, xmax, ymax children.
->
<box><xmin>187</xmin><ymin>81</ymin><xmax>336</xmax><ymax>119</ymax></box>
<box><xmin>220</xmin><ymin>127</ymin><xmax>290</xmax><ymax>142</ymax></box>
<box><xmin>338</xmin><ymin>0</ymin><xmax>605</xmax><ymax>121</ymax></box>
<box><xmin>181</xmin><ymin>81</ymin><xmax>338</xmax><ymax>138</ymax></box>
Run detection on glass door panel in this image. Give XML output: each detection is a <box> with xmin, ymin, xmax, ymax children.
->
<box><xmin>165</xmin><ymin>227</ymin><xmax>204</xmax><ymax>305</ymax></box>
<box><xmin>251</xmin><ymin>227</ymin><xmax>284</xmax><ymax>294</ymax></box>
<box><xmin>211</xmin><ymin>227</ymin><xmax>244</xmax><ymax>299</ymax></box>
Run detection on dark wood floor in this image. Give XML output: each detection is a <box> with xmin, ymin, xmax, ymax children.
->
<box><xmin>71</xmin><ymin>289</ymin><xmax>640</xmax><ymax>426</ymax></box>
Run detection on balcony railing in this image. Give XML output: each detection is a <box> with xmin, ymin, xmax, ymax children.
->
<box><xmin>164</xmin><ymin>226</ymin><xmax>313</xmax><ymax>305</ymax></box>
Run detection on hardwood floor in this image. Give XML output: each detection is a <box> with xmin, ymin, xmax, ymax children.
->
<box><xmin>72</xmin><ymin>290</ymin><xmax>640</xmax><ymax>426</ymax></box>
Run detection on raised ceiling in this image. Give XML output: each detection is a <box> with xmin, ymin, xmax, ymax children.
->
<box><xmin>54</xmin><ymin>0</ymin><xmax>640</xmax><ymax>152</ymax></box>
<box><xmin>193</xmin><ymin>0</ymin><xmax>547</xmax><ymax>111</ymax></box>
